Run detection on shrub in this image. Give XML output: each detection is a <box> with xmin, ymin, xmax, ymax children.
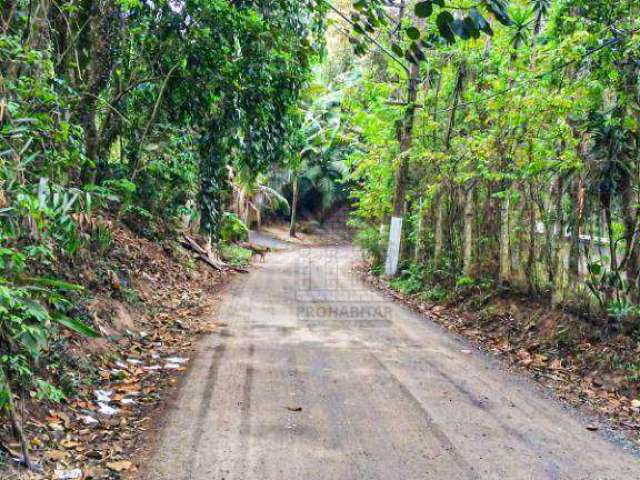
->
<box><xmin>220</xmin><ymin>212</ymin><xmax>249</xmax><ymax>243</ymax></box>
<box><xmin>354</xmin><ymin>225</ymin><xmax>386</xmax><ymax>269</ymax></box>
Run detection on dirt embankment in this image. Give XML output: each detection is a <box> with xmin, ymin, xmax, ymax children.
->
<box><xmin>0</xmin><ymin>222</ymin><xmax>241</xmax><ymax>479</ymax></box>
<box><xmin>358</xmin><ymin>265</ymin><xmax>640</xmax><ymax>448</ymax></box>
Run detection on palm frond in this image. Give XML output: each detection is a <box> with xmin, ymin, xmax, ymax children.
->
<box><xmin>259</xmin><ymin>185</ymin><xmax>290</xmax><ymax>212</ymax></box>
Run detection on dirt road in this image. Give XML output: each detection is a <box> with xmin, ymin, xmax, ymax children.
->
<box><xmin>142</xmin><ymin>245</ymin><xmax>639</xmax><ymax>479</ymax></box>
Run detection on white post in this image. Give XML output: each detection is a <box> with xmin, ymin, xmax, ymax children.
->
<box><xmin>385</xmin><ymin>216</ymin><xmax>403</xmax><ymax>276</ymax></box>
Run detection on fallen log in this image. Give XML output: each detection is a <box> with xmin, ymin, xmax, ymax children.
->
<box><xmin>181</xmin><ymin>234</ymin><xmax>248</xmax><ymax>273</ymax></box>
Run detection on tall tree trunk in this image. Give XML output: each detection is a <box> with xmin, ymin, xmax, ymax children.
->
<box><xmin>443</xmin><ymin>62</ymin><xmax>466</xmax><ymax>152</ymax></box>
<box><xmin>552</xmin><ymin>239</ymin><xmax>571</xmax><ymax>307</ymax></box>
<box><xmin>462</xmin><ymin>184</ymin><xmax>475</xmax><ymax>276</ymax></box>
<box><xmin>623</xmin><ymin>198</ymin><xmax>640</xmax><ymax>302</ymax></box>
<box><xmin>569</xmin><ymin>176</ymin><xmax>585</xmax><ymax>279</ymax></box>
<box><xmin>414</xmin><ymin>197</ymin><xmax>425</xmax><ymax>263</ymax></box>
<box><xmin>384</xmin><ymin>61</ymin><xmax>419</xmax><ymax>276</ymax></box>
<box><xmin>78</xmin><ymin>1</ymin><xmax>119</xmax><ymax>184</ymax></box>
<box><xmin>434</xmin><ymin>191</ymin><xmax>444</xmax><ymax>265</ymax></box>
<box><xmin>499</xmin><ymin>191</ymin><xmax>511</xmax><ymax>285</ymax></box>
<box><xmin>525</xmin><ymin>182</ymin><xmax>538</xmax><ymax>291</ymax></box>
<box><xmin>431</xmin><ymin>61</ymin><xmax>466</xmax><ymax>268</ymax></box>
<box><xmin>603</xmin><ymin>195</ymin><xmax>617</xmax><ymax>274</ymax></box>
<box><xmin>289</xmin><ymin>175</ymin><xmax>299</xmax><ymax>237</ymax></box>
<box><xmin>512</xmin><ymin>183</ymin><xmax>533</xmax><ymax>290</ymax></box>
<box><xmin>25</xmin><ymin>0</ymin><xmax>51</xmax><ymax>55</ymax></box>
<box><xmin>551</xmin><ymin>175</ymin><xmax>570</xmax><ymax>306</ymax></box>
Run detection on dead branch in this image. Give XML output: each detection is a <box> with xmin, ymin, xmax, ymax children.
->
<box><xmin>181</xmin><ymin>234</ymin><xmax>248</xmax><ymax>273</ymax></box>
<box><xmin>0</xmin><ymin>365</ymin><xmax>40</xmax><ymax>472</ymax></box>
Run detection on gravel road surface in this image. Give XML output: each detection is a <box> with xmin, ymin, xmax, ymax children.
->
<box><xmin>142</xmin><ymin>245</ymin><xmax>639</xmax><ymax>480</ymax></box>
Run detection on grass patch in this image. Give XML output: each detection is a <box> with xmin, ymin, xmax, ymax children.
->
<box><xmin>220</xmin><ymin>243</ymin><xmax>253</xmax><ymax>267</ymax></box>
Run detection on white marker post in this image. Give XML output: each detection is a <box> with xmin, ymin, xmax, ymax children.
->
<box><xmin>385</xmin><ymin>216</ymin><xmax>403</xmax><ymax>277</ymax></box>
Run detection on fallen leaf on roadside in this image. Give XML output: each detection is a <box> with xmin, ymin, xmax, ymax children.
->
<box><xmin>165</xmin><ymin>356</ymin><xmax>189</xmax><ymax>364</ymax></box>
<box><xmin>107</xmin><ymin>460</ymin><xmax>133</xmax><ymax>472</ymax></box>
<box><xmin>95</xmin><ymin>390</ymin><xmax>113</xmax><ymax>403</ymax></box>
<box><xmin>80</xmin><ymin>414</ymin><xmax>99</xmax><ymax>426</ymax></box>
<box><xmin>549</xmin><ymin>358</ymin><xmax>562</xmax><ymax>370</ymax></box>
<box><xmin>516</xmin><ymin>349</ymin><xmax>532</xmax><ymax>366</ymax></box>
<box><xmin>45</xmin><ymin>449</ymin><xmax>67</xmax><ymax>461</ymax></box>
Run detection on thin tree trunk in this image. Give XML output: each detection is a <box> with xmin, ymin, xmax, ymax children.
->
<box><xmin>525</xmin><ymin>182</ymin><xmax>538</xmax><ymax>291</ymax></box>
<box><xmin>603</xmin><ymin>197</ymin><xmax>617</xmax><ymax>274</ymax></box>
<box><xmin>434</xmin><ymin>191</ymin><xmax>444</xmax><ymax>265</ymax></box>
<box><xmin>462</xmin><ymin>184</ymin><xmax>474</xmax><ymax>276</ymax></box>
<box><xmin>569</xmin><ymin>176</ymin><xmax>585</xmax><ymax>279</ymax></box>
<box><xmin>0</xmin><ymin>365</ymin><xmax>36</xmax><ymax>471</ymax></box>
<box><xmin>385</xmin><ymin>61</ymin><xmax>419</xmax><ymax>276</ymax></box>
<box><xmin>552</xmin><ymin>227</ymin><xmax>571</xmax><ymax>307</ymax></box>
<box><xmin>443</xmin><ymin>62</ymin><xmax>466</xmax><ymax>152</ymax></box>
<box><xmin>431</xmin><ymin>65</ymin><xmax>442</xmax><ymax>145</ymax></box>
<box><xmin>130</xmin><ymin>62</ymin><xmax>181</xmax><ymax>183</ymax></box>
<box><xmin>289</xmin><ymin>175</ymin><xmax>299</xmax><ymax>237</ymax></box>
<box><xmin>499</xmin><ymin>192</ymin><xmax>511</xmax><ymax>285</ymax></box>
<box><xmin>414</xmin><ymin>198</ymin><xmax>425</xmax><ymax>263</ymax></box>
<box><xmin>551</xmin><ymin>175</ymin><xmax>570</xmax><ymax>306</ymax></box>
<box><xmin>431</xmin><ymin>61</ymin><xmax>466</xmax><ymax>268</ymax></box>
<box><xmin>513</xmin><ymin>184</ymin><xmax>530</xmax><ymax>289</ymax></box>
<box><xmin>27</xmin><ymin>0</ymin><xmax>51</xmax><ymax>54</ymax></box>
<box><xmin>78</xmin><ymin>1</ymin><xmax>119</xmax><ymax>184</ymax></box>
<box><xmin>623</xmin><ymin>187</ymin><xmax>640</xmax><ymax>301</ymax></box>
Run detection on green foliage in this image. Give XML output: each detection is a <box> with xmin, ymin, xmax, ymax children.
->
<box><xmin>334</xmin><ymin>0</ymin><xmax>640</xmax><ymax>321</ymax></box>
<box><xmin>91</xmin><ymin>224</ymin><xmax>114</xmax><ymax>256</ymax></box>
<box><xmin>220</xmin><ymin>213</ymin><xmax>250</xmax><ymax>243</ymax></box>
<box><xmin>220</xmin><ymin>244</ymin><xmax>253</xmax><ymax>268</ymax></box>
<box><xmin>419</xmin><ymin>285</ymin><xmax>449</xmax><ymax>302</ymax></box>
<box><xmin>346</xmin><ymin>0</ymin><xmax>509</xmax><ymax>62</ymax></box>
<box><xmin>34</xmin><ymin>379</ymin><xmax>66</xmax><ymax>403</ymax></box>
<box><xmin>0</xmin><ymin>269</ymin><xmax>98</xmax><ymax>409</ymax></box>
<box><xmin>390</xmin><ymin>265</ymin><xmax>426</xmax><ymax>295</ymax></box>
<box><xmin>353</xmin><ymin>225</ymin><xmax>386</xmax><ymax>269</ymax></box>
<box><xmin>456</xmin><ymin>276</ymin><xmax>476</xmax><ymax>289</ymax></box>
<box><xmin>0</xmin><ymin>178</ymin><xmax>99</xmax><ymax>411</ymax></box>
<box><xmin>282</xmin><ymin>78</ymin><xmax>357</xmax><ymax>229</ymax></box>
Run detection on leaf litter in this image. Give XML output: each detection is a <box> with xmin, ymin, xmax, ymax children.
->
<box><xmin>0</xmin><ymin>222</ymin><xmax>240</xmax><ymax>479</ymax></box>
<box><xmin>358</xmin><ymin>264</ymin><xmax>640</xmax><ymax>447</ymax></box>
